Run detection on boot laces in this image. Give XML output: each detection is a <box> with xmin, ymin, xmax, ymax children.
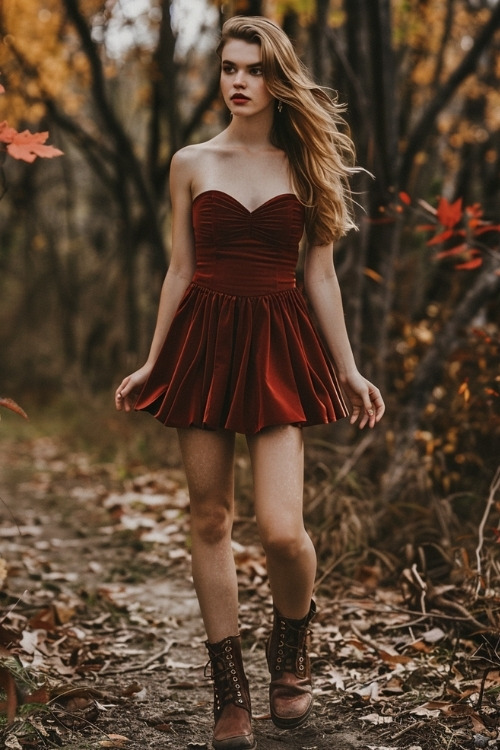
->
<box><xmin>274</xmin><ymin>619</ymin><xmax>309</xmax><ymax>674</ymax></box>
<box><xmin>205</xmin><ymin>640</ymin><xmax>245</xmax><ymax>713</ymax></box>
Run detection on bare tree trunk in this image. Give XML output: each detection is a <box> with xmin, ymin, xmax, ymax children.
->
<box><xmin>311</xmin><ymin>0</ymin><xmax>330</xmax><ymax>84</ymax></box>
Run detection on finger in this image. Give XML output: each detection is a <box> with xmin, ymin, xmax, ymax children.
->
<box><xmin>370</xmin><ymin>392</ymin><xmax>385</xmax><ymax>422</ymax></box>
<box><xmin>349</xmin><ymin>405</ymin><xmax>361</xmax><ymax>425</ymax></box>
<box><xmin>358</xmin><ymin>410</ymin><xmax>370</xmax><ymax>429</ymax></box>
<box><xmin>115</xmin><ymin>378</ymin><xmax>131</xmax><ymax>411</ymax></box>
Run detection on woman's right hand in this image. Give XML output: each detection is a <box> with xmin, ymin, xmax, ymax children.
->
<box><xmin>114</xmin><ymin>363</ymin><xmax>153</xmax><ymax>412</ymax></box>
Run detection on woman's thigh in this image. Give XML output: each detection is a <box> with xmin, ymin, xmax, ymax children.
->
<box><xmin>246</xmin><ymin>425</ymin><xmax>305</xmax><ymax>538</ymax></box>
<box><xmin>177</xmin><ymin>427</ymin><xmax>236</xmax><ymax>509</ymax></box>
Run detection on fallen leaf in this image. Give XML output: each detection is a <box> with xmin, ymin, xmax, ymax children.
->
<box><xmin>99</xmin><ymin>734</ymin><xmax>131</xmax><ymax>747</ymax></box>
<box><xmin>360</xmin><ymin>712</ymin><xmax>393</xmax><ymax>724</ymax></box>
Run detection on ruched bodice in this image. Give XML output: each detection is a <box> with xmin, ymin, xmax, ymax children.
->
<box><xmin>135</xmin><ymin>190</ymin><xmax>348</xmax><ymax>433</ymax></box>
<box><xmin>191</xmin><ymin>191</ymin><xmax>304</xmax><ymax>294</ymax></box>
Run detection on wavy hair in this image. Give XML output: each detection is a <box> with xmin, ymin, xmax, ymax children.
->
<box><xmin>216</xmin><ymin>16</ymin><xmax>359</xmax><ymax>245</ymax></box>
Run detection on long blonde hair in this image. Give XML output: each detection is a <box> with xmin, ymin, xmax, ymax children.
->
<box><xmin>217</xmin><ymin>16</ymin><xmax>358</xmax><ymax>245</ymax></box>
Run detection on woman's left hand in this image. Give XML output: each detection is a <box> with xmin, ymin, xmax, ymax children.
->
<box><xmin>340</xmin><ymin>371</ymin><xmax>385</xmax><ymax>429</ymax></box>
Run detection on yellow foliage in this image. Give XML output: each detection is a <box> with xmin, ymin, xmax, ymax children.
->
<box><xmin>0</xmin><ymin>0</ymin><xmax>95</xmax><ymax>126</ymax></box>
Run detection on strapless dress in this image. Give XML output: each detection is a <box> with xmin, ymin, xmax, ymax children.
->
<box><xmin>134</xmin><ymin>190</ymin><xmax>348</xmax><ymax>433</ymax></box>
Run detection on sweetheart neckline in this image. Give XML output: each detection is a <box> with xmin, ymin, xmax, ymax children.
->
<box><xmin>192</xmin><ymin>189</ymin><xmax>300</xmax><ymax>214</ymax></box>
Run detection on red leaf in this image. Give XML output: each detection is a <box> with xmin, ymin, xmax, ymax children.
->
<box><xmin>465</xmin><ymin>203</ymin><xmax>483</xmax><ymax>219</ymax></box>
<box><xmin>6</xmin><ymin>130</ymin><xmax>63</xmax><ymax>163</ymax></box>
<box><xmin>426</xmin><ymin>228</ymin><xmax>455</xmax><ymax>246</ymax></box>
<box><xmin>399</xmin><ymin>191</ymin><xmax>411</xmax><ymax>206</ymax></box>
<box><xmin>436</xmin><ymin>196</ymin><xmax>463</xmax><ymax>229</ymax></box>
<box><xmin>435</xmin><ymin>244</ymin><xmax>467</xmax><ymax>259</ymax></box>
<box><xmin>0</xmin><ymin>397</ymin><xmax>28</xmax><ymax>419</ymax></box>
<box><xmin>455</xmin><ymin>257</ymin><xmax>483</xmax><ymax>270</ymax></box>
<box><xmin>474</xmin><ymin>224</ymin><xmax>500</xmax><ymax>236</ymax></box>
<box><xmin>23</xmin><ymin>686</ymin><xmax>50</xmax><ymax>706</ymax></box>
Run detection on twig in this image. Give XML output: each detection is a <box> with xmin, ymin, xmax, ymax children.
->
<box><xmin>475</xmin><ymin>466</ymin><xmax>500</xmax><ymax>597</ymax></box>
<box><xmin>99</xmin><ymin>640</ymin><xmax>175</xmax><ymax>675</ymax></box>
<box><xmin>334</xmin><ymin>432</ymin><xmax>375</xmax><ymax>486</ymax></box>
<box><xmin>0</xmin><ymin>493</ymin><xmax>23</xmax><ymax>536</ymax></box>
<box><xmin>0</xmin><ymin>590</ymin><xmax>29</xmax><ymax>625</ymax></box>
<box><xmin>391</xmin><ymin>719</ymin><xmax>427</xmax><ymax>740</ymax></box>
<box><xmin>475</xmin><ymin>666</ymin><xmax>492</xmax><ymax>711</ymax></box>
<box><xmin>409</xmin><ymin>563</ymin><xmax>428</xmax><ymax>614</ymax></box>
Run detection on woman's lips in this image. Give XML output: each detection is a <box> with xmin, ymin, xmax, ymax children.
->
<box><xmin>231</xmin><ymin>94</ymin><xmax>250</xmax><ymax>103</ymax></box>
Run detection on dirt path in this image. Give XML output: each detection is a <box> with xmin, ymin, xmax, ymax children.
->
<box><xmin>0</xmin><ymin>429</ymin><xmax>487</xmax><ymax>749</ymax></box>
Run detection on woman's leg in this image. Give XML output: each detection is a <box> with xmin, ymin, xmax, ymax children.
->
<box><xmin>246</xmin><ymin>425</ymin><xmax>316</xmax><ymax>619</ymax></box>
<box><xmin>247</xmin><ymin>425</ymin><xmax>316</xmax><ymax>729</ymax></box>
<box><xmin>177</xmin><ymin>427</ymin><xmax>256</xmax><ymax>749</ymax></box>
<box><xmin>177</xmin><ymin>427</ymin><xmax>238</xmax><ymax>642</ymax></box>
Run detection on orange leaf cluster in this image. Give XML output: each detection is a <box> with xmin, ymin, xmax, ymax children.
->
<box><xmin>0</xmin><ymin>85</ymin><xmax>63</xmax><ymax>163</ymax></box>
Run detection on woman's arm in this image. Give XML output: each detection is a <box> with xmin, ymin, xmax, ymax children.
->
<box><xmin>115</xmin><ymin>149</ymin><xmax>196</xmax><ymax>411</ymax></box>
<box><xmin>304</xmin><ymin>242</ymin><xmax>385</xmax><ymax>428</ymax></box>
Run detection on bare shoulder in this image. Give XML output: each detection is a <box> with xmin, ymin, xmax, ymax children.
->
<box><xmin>170</xmin><ymin>144</ymin><xmax>202</xmax><ymax>179</ymax></box>
<box><xmin>171</xmin><ymin>141</ymin><xmax>221</xmax><ymax>169</ymax></box>
<box><xmin>171</xmin><ymin>141</ymin><xmax>221</xmax><ymax>192</ymax></box>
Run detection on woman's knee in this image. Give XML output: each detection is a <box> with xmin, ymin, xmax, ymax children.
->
<box><xmin>260</xmin><ymin>526</ymin><xmax>309</xmax><ymax>561</ymax></box>
<box><xmin>191</xmin><ymin>499</ymin><xmax>233</xmax><ymax>545</ymax></box>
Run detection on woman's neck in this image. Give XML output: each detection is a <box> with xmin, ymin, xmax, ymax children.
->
<box><xmin>223</xmin><ymin>111</ymin><xmax>274</xmax><ymax>150</ymax></box>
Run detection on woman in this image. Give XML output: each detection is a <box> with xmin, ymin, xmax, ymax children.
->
<box><xmin>115</xmin><ymin>15</ymin><xmax>384</xmax><ymax>750</ymax></box>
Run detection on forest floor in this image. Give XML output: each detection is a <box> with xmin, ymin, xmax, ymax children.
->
<box><xmin>0</xmin><ymin>405</ymin><xmax>498</xmax><ymax>750</ymax></box>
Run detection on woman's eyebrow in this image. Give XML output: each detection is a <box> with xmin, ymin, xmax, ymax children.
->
<box><xmin>221</xmin><ymin>58</ymin><xmax>263</xmax><ymax>68</ymax></box>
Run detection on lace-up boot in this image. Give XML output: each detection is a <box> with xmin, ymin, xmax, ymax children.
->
<box><xmin>266</xmin><ymin>601</ymin><xmax>316</xmax><ymax>729</ymax></box>
<box><xmin>205</xmin><ymin>635</ymin><xmax>256</xmax><ymax>750</ymax></box>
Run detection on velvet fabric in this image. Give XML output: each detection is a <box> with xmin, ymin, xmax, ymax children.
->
<box><xmin>134</xmin><ymin>190</ymin><xmax>348</xmax><ymax>434</ymax></box>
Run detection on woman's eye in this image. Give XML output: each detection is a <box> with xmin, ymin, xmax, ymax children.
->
<box><xmin>250</xmin><ymin>68</ymin><xmax>263</xmax><ymax>76</ymax></box>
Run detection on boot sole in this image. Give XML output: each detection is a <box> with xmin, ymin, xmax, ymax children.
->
<box><xmin>270</xmin><ymin>701</ymin><xmax>313</xmax><ymax>730</ymax></box>
<box><xmin>213</xmin><ymin>734</ymin><xmax>257</xmax><ymax>750</ymax></box>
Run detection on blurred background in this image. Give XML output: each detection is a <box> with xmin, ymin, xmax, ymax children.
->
<box><xmin>1</xmin><ymin>1</ymin><xmax>499</xmax><ymax>578</ymax></box>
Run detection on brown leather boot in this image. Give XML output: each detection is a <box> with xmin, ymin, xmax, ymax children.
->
<box><xmin>266</xmin><ymin>601</ymin><xmax>316</xmax><ymax>729</ymax></box>
<box><xmin>205</xmin><ymin>635</ymin><xmax>256</xmax><ymax>750</ymax></box>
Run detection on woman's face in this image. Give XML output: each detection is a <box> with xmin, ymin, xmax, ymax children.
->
<box><xmin>220</xmin><ymin>39</ymin><xmax>275</xmax><ymax>118</ymax></box>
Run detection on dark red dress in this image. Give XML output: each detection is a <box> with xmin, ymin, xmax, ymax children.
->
<box><xmin>134</xmin><ymin>190</ymin><xmax>348</xmax><ymax>433</ymax></box>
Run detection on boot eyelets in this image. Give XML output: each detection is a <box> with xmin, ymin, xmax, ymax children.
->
<box><xmin>205</xmin><ymin>635</ymin><xmax>252</xmax><ymax>732</ymax></box>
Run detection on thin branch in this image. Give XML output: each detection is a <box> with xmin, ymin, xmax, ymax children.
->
<box><xmin>98</xmin><ymin>640</ymin><xmax>175</xmax><ymax>676</ymax></box>
<box><xmin>475</xmin><ymin>466</ymin><xmax>500</xmax><ymax>597</ymax></box>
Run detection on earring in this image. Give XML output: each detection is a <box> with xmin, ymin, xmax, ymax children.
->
<box><xmin>277</xmin><ymin>100</ymin><xmax>283</xmax><ymax>113</ymax></box>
